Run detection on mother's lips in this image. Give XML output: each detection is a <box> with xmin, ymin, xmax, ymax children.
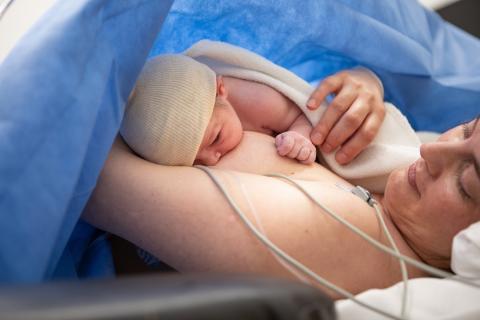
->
<box><xmin>408</xmin><ymin>161</ymin><xmax>420</xmax><ymax>195</ymax></box>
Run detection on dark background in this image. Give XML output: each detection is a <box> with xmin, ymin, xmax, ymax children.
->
<box><xmin>438</xmin><ymin>0</ymin><xmax>480</xmax><ymax>38</ymax></box>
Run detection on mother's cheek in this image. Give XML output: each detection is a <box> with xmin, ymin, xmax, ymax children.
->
<box><xmin>384</xmin><ymin>169</ymin><xmax>420</xmax><ymax>221</ymax></box>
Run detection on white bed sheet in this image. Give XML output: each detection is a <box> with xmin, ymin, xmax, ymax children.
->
<box><xmin>336</xmin><ymin>277</ymin><xmax>480</xmax><ymax>320</ymax></box>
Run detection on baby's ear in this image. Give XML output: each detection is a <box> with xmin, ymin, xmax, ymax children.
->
<box><xmin>216</xmin><ymin>75</ymin><xmax>228</xmax><ymax>98</ymax></box>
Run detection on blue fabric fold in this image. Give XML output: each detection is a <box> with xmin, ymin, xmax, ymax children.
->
<box><xmin>152</xmin><ymin>0</ymin><xmax>480</xmax><ymax>131</ymax></box>
<box><xmin>0</xmin><ymin>0</ymin><xmax>173</xmax><ymax>283</ymax></box>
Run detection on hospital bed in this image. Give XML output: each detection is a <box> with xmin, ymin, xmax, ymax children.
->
<box><xmin>0</xmin><ymin>0</ymin><xmax>479</xmax><ymax>319</ymax></box>
<box><xmin>0</xmin><ymin>274</ymin><xmax>334</xmax><ymax>320</ymax></box>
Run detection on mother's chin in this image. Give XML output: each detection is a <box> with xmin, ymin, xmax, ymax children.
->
<box><xmin>382</xmin><ymin>165</ymin><xmax>420</xmax><ymax>224</ymax></box>
<box><xmin>382</xmin><ymin>165</ymin><xmax>452</xmax><ymax>269</ymax></box>
<box><xmin>382</xmin><ymin>167</ymin><xmax>410</xmax><ymax>210</ymax></box>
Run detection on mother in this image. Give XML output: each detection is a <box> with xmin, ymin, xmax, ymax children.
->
<box><xmin>83</xmin><ymin>116</ymin><xmax>480</xmax><ymax>298</ymax></box>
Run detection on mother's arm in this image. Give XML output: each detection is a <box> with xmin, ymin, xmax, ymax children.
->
<box><xmin>82</xmin><ymin>133</ymin><xmax>410</xmax><ymax>297</ymax></box>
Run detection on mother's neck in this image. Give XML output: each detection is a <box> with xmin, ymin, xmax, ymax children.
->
<box><xmin>375</xmin><ymin>194</ymin><xmax>450</xmax><ymax>272</ymax></box>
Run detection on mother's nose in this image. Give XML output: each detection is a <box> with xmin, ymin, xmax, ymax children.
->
<box><xmin>419</xmin><ymin>141</ymin><xmax>463</xmax><ymax>177</ymax></box>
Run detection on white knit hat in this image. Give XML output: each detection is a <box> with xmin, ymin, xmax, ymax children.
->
<box><xmin>120</xmin><ymin>54</ymin><xmax>217</xmax><ymax>166</ymax></box>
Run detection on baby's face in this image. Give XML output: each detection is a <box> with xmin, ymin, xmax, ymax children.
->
<box><xmin>194</xmin><ymin>97</ymin><xmax>243</xmax><ymax>166</ymax></box>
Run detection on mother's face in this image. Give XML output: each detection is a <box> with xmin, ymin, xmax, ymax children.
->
<box><xmin>384</xmin><ymin>116</ymin><xmax>480</xmax><ymax>269</ymax></box>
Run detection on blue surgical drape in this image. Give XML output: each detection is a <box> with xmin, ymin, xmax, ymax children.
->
<box><xmin>0</xmin><ymin>0</ymin><xmax>173</xmax><ymax>283</ymax></box>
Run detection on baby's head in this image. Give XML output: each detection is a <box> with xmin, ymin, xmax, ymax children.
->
<box><xmin>121</xmin><ymin>54</ymin><xmax>242</xmax><ymax>166</ymax></box>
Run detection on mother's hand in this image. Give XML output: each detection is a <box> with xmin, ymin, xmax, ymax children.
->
<box><xmin>307</xmin><ymin>68</ymin><xmax>385</xmax><ymax>165</ymax></box>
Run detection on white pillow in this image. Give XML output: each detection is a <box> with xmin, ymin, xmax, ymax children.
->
<box><xmin>336</xmin><ymin>278</ymin><xmax>480</xmax><ymax>320</ymax></box>
<box><xmin>451</xmin><ymin>221</ymin><xmax>480</xmax><ymax>277</ymax></box>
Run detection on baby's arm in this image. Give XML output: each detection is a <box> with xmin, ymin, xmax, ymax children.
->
<box><xmin>275</xmin><ymin>114</ymin><xmax>317</xmax><ymax>164</ymax></box>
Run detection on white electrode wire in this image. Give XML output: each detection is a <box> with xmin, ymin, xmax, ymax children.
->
<box><xmin>196</xmin><ymin>165</ymin><xmax>405</xmax><ymax>320</ymax></box>
<box><xmin>336</xmin><ymin>181</ymin><xmax>409</xmax><ymax>317</ymax></box>
<box><xmin>371</xmin><ymin>201</ymin><xmax>409</xmax><ymax>318</ymax></box>
<box><xmin>336</xmin><ymin>182</ymin><xmax>409</xmax><ymax>317</ymax></box>
<box><xmin>230</xmin><ymin>171</ymin><xmax>313</xmax><ymax>285</ymax></box>
<box><xmin>265</xmin><ymin>173</ymin><xmax>480</xmax><ymax>289</ymax></box>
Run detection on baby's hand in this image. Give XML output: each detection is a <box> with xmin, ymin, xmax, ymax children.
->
<box><xmin>306</xmin><ymin>68</ymin><xmax>385</xmax><ymax>165</ymax></box>
<box><xmin>275</xmin><ymin>131</ymin><xmax>316</xmax><ymax>164</ymax></box>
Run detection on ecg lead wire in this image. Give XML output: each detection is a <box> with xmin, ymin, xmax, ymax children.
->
<box><xmin>196</xmin><ymin>166</ymin><xmax>480</xmax><ymax>320</ymax></box>
<box><xmin>266</xmin><ymin>173</ymin><xmax>480</xmax><ymax>289</ymax></box>
<box><xmin>196</xmin><ymin>165</ymin><xmax>405</xmax><ymax>320</ymax></box>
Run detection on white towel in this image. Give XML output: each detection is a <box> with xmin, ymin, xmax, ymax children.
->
<box><xmin>185</xmin><ymin>40</ymin><xmax>420</xmax><ymax>192</ymax></box>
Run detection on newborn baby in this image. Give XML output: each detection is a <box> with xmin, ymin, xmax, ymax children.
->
<box><xmin>121</xmin><ymin>40</ymin><xmax>385</xmax><ymax>167</ymax></box>
<box><xmin>191</xmin><ymin>72</ymin><xmax>318</xmax><ymax>165</ymax></box>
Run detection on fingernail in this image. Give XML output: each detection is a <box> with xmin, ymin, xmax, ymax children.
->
<box><xmin>311</xmin><ymin>132</ymin><xmax>323</xmax><ymax>145</ymax></box>
<box><xmin>336</xmin><ymin>151</ymin><xmax>348</xmax><ymax>164</ymax></box>
<box><xmin>307</xmin><ymin>99</ymin><xmax>316</xmax><ymax>109</ymax></box>
<box><xmin>322</xmin><ymin>143</ymin><xmax>333</xmax><ymax>153</ymax></box>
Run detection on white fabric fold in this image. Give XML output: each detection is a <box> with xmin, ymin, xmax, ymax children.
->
<box><xmin>336</xmin><ymin>277</ymin><xmax>480</xmax><ymax>320</ymax></box>
<box><xmin>452</xmin><ymin>221</ymin><xmax>480</xmax><ymax>278</ymax></box>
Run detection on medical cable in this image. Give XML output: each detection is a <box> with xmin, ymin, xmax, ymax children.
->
<box><xmin>196</xmin><ymin>165</ymin><xmax>406</xmax><ymax>320</ymax></box>
<box><xmin>231</xmin><ymin>171</ymin><xmax>313</xmax><ymax>285</ymax></box>
<box><xmin>335</xmin><ymin>182</ymin><xmax>409</xmax><ymax>316</ymax></box>
<box><xmin>197</xmin><ymin>166</ymin><xmax>480</xmax><ymax>318</ymax></box>
<box><xmin>372</xmin><ymin>200</ymin><xmax>409</xmax><ymax>318</ymax></box>
<box><xmin>266</xmin><ymin>173</ymin><xmax>480</xmax><ymax>289</ymax></box>
<box><xmin>334</xmin><ymin>183</ymin><xmax>409</xmax><ymax>318</ymax></box>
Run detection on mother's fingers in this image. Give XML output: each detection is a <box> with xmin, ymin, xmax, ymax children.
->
<box><xmin>320</xmin><ymin>93</ymin><xmax>370</xmax><ymax>153</ymax></box>
<box><xmin>335</xmin><ymin>113</ymin><xmax>383</xmax><ymax>165</ymax></box>
<box><xmin>307</xmin><ymin>73</ymin><xmax>344</xmax><ymax>110</ymax></box>
<box><xmin>311</xmin><ymin>85</ymin><xmax>358</xmax><ymax>145</ymax></box>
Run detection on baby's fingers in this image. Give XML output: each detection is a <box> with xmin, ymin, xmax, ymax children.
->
<box><xmin>335</xmin><ymin>113</ymin><xmax>382</xmax><ymax>165</ymax></box>
<box><xmin>286</xmin><ymin>141</ymin><xmax>304</xmax><ymax>159</ymax></box>
<box><xmin>297</xmin><ymin>146</ymin><xmax>312</xmax><ymax>162</ymax></box>
<box><xmin>299</xmin><ymin>146</ymin><xmax>317</xmax><ymax>164</ymax></box>
<box><xmin>275</xmin><ymin>133</ymin><xmax>295</xmax><ymax>156</ymax></box>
